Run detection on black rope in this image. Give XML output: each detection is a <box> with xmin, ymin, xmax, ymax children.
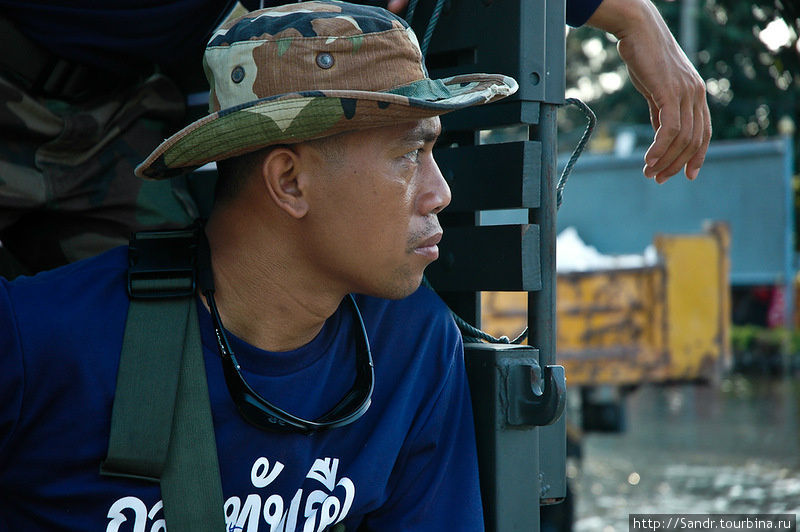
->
<box><xmin>421</xmin><ymin>277</ymin><xmax>528</xmax><ymax>345</ymax></box>
<box><xmin>405</xmin><ymin>0</ymin><xmax>420</xmax><ymax>25</ymax></box>
<box><xmin>454</xmin><ymin>310</ymin><xmax>529</xmax><ymax>345</ymax></box>
<box><xmin>419</xmin><ymin>0</ymin><xmax>445</xmax><ymax>57</ymax></box>
<box><xmin>403</xmin><ymin>0</ymin><xmax>446</xmax><ymax>57</ymax></box>
<box><xmin>557</xmin><ymin>98</ymin><xmax>596</xmax><ymax>210</ymax></box>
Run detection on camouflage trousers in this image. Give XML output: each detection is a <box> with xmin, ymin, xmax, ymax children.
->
<box><xmin>0</xmin><ymin>72</ymin><xmax>199</xmax><ymax>278</ymax></box>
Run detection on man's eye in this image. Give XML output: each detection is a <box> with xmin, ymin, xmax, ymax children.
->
<box><xmin>404</xmin><ymin>149</ymin><xmax>421</xmax><ymax>163</ymax></box>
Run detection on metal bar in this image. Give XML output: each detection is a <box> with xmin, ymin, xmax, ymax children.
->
<box><xmin>782</xmin><ymin>134</ymin><xmax>796</xmax><ymax>330</ymax></box>
<box><xmin>530</xmin><ymin>102</ymin><xmax>567</xmax><ymax>516</ymax></box>
<box><xmin>529</xmin><ymin>103</ymin><xmax>558</xmax><ymax>367</ymax></box>
<box><xmin>540</xmin><ymin>0</ymin><xmax>566</xmax><ymax>104</ymax></box>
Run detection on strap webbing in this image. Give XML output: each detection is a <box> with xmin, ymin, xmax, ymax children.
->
<box><xmin>161</xmin><ymin>301</ymin><xmax>226</xmax><ymax>530</ymax></box>
<box><xmin>102</xmin><ymin>291</ymin><xmax>226</xmax><ymax>530</ymax></box>
<box><xmin>103</xmin><ymin>298</ymin><xmax>188</xmax><ymax>480</ymax></box>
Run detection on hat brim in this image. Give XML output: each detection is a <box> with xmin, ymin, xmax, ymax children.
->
<box><xmin>135</xmin><ymin>73</ymin><xmax>518</xmax><ymax>180</ymax></box>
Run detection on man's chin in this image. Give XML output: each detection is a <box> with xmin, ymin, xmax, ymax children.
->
<box><xmin>372</xmin><ymin>269</ymin><xmax>425</xmax><ymax>300</ymax></box>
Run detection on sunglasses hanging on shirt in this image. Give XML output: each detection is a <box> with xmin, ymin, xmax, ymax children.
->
<box><xmin>197</xmin><ymin>230</ymin><xmax>374</xmax><ymax>434</ymax></box>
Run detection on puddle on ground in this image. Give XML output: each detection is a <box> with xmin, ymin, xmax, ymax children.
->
<box><xmin>572</xmin><ymin>376</ymin><xmax>800</xmax><ymax>531</ymax></box>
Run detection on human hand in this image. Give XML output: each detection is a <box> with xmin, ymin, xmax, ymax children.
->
<box><xmin>387</xmin><ymin>0</ymin><xmax>409</xmax><ymax>14</ymax></box>
<box><xmin>587</xmin><ymin>0</ymin><xmax>711</xmax><ymax>183</ymax></box>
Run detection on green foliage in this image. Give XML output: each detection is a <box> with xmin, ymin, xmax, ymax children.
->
<box><xmin>563</xmin><ymin>0</ymin><xmax>799</xmax><ymax>155</ymax></box>
<box><xmin>731</xmin><ymin>324</ymin><xmax>800</xmax><ymax>355</ymax></box>
<box><xmin>730</xmin><ymin>324</ymin><xmax>760</xmax><ymax>353</ymax></box>
<box><xmin>694</xmin><ymin>0</ymin><xmax>797</xmax><ymax>140</ymax></box>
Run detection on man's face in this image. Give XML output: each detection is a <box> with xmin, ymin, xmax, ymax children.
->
<box><xmin>300</xmin><ymin>117</ymin><xmax>450</xmax><ymax>299</ymax></box>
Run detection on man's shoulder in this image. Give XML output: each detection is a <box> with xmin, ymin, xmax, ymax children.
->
<box><xmin>5</xmin><ymin>245</ymin><xmax>126</xmax><ymax>292</ymax></box>
<box><xmin>1</xmin><ymin>246</ymin><xmax>129</xmax><ymax>329</ymax></box>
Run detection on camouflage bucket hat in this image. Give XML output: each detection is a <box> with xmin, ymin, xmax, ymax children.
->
<box><xmin>136</xmin><ymin>0</ymin><xmax>518</xmax><ymax>180</ymax></box>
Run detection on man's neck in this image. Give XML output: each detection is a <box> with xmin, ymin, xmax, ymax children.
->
<box><xmin>202</xmin><ymin>216</ymin><xmax>345</xmax><ymax>353</ymax></box>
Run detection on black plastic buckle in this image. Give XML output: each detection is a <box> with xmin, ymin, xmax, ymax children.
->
<box><xmin>127</xmin><ymin>228</ymin><xmax>198</xmax><ymax>299</ymax></box>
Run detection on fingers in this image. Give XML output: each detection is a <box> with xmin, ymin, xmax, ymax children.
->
<box><xmin>655</xmin><ymin>96</ymin><xmax>710</xmax><ymax>182</ymax></box>
<box><xmin>685</xmin><ymin>97</ymin><xmax>712</xmax><ymax>179</ymax></box>
<box><xmin>642</xmin><ymin>75</ymin><xmax>710</xmax><ymax>184</ymax></box>
<box><xmin>646</xmin><ymin>91</ymin><xmax>692</xmax><ymax>183</ymax></box>
<box><xmin>653</xmin><ymin>124</ymin><xmax>696</xmax><ymax>184</ymax></box>
<box><xmin>642</xmin><ymin>95</ymin><xmax>682</xmax><ymax>180</ymax></box>
<box><xmin>386</xmin><ymin>0</ymin><xmax>409</xmax><ymax>14</ymax></box>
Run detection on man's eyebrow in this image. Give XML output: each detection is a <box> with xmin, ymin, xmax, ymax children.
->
<box><xmin>401</xmin><ymin>121</ymin><xmax>441</xmax><ymax>145</ymax></box>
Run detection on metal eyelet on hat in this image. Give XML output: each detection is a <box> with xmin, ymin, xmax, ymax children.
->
<box><xmin>231</xmin><ymin>66</ymin><xmax>245</xmax><ymax>84</ymax></box>
<box><xmin>316</xmin><ymin>52</ymin><xmax>334</xmax><ymax>70</ymax></box>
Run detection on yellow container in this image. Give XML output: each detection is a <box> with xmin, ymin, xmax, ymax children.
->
<box><xmin>481</xmin><ymin>222</ymin><xmax>731</xmax><ymax>386</ymax></box>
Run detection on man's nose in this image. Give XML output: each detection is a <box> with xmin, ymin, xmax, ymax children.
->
<box><xmin>418</xmin><ymin>156</ymin><xmax>451</xmax><ymax>215</ymax></box>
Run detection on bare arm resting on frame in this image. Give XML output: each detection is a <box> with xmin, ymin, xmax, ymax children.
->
<box><xmin>587</xmin><ymin>0</ymin><xmax>712</xmax><ymax>183</ymax></box>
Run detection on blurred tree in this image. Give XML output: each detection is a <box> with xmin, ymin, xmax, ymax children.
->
<box><xmin>561</xmin><ymin>0</ymin><xmax>799</xmax><ymax>155</ymax></box>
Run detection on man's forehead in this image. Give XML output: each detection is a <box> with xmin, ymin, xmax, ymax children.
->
<box><xmin>399</xmin><ymin>117</ymin><xmax>441</xmax><ymax>144</ymax></box>
<box><xmin>306</xmin><ymin>116</ymin><xmax>441</xmax><ymax>155</ymax></box>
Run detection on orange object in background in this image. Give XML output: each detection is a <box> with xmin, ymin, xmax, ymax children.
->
<box><xmin>481</xmin><ymin>222</ymin><xmax>731</xmax><ymax>386</ymax></box>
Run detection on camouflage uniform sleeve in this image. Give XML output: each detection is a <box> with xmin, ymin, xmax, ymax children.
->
<box><xmin>0</xmin><ymin>72</ymin><xmax>198</xmax><ymax>274</ymax></box>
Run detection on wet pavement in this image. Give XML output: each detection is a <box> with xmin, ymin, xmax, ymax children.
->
<box><xmin>571</xmin><ymin>376</ymin><xmax>800</xmax><ymax>531</ymax></box>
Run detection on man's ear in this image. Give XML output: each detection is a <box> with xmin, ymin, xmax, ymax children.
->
<box><xmin>261</xmin><ymin>147</ymin><xmax>309</xmax><ymax>219</ymax></box>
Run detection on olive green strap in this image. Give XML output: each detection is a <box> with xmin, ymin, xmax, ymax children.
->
<box><xmin>102</xmin><ymin>295</ymin><xmax>226</xmax><ymax>531</ymax></box>
<box><xmin>102</xmin><ymin>298</ymin><xmax>187</xmax><ymax>481</ymax></box>
<box><xmin>160</xmin><ymin>301</ymin><xmax>226</xmax><ymax>530</ymax></box>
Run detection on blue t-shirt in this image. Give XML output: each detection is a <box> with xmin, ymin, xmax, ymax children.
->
<box><xmin>0</xmin><ymin>246</ymin><xmax>482</xmax><ymax>531</ymax></box>
<box><xmin>566</xmin><ymin>0</ymin><xmax>603</xmax><ymax>27</ymax></box>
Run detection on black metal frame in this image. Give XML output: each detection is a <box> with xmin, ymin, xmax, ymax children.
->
<box><xmin>408</xmin><ymin>1</ymin><xmax>568</xmax><ymax>530</ymax></box>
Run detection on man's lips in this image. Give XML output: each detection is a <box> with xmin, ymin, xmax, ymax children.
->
<box><xmin>414</xmin><ymin>232</ymin><xmax>442</xmax><ymax>259</ymax></box>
